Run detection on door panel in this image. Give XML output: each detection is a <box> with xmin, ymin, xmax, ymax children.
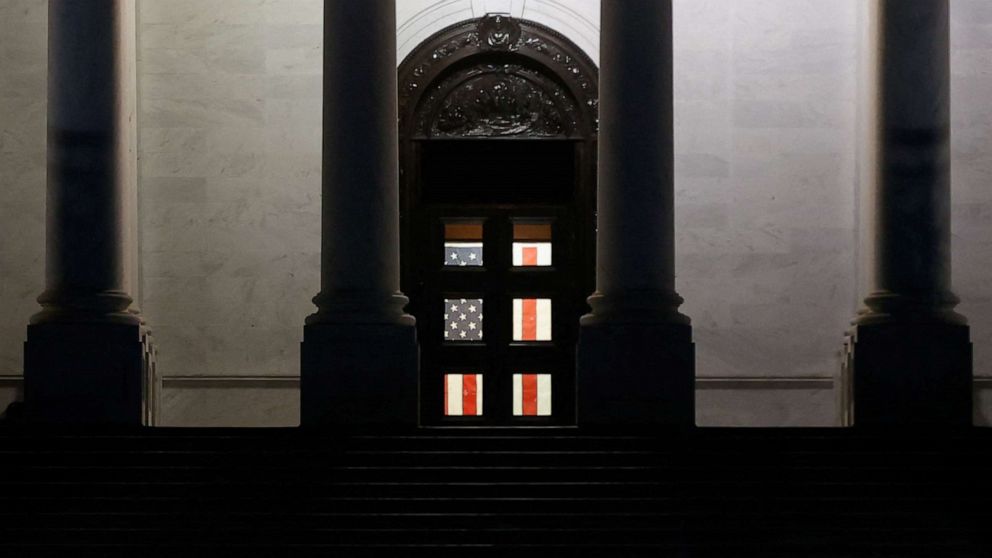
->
<box><xmin>410</xmin><ymin>181</ymin><xmax>582</xmax><ymax>425</ymax></box>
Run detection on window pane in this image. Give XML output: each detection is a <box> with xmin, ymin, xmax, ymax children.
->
<box><xmin>445</xmin><ymin>374</ymin><xmax>483</xmax><ymax>416</ymax></box>
<box><xmin>512</xmin><ymin>298</ymin><xmax>551</xmax><ymax>341</ymax></box>
<box><xmin>446</xmin><ymin>242</ymin><xmax>483</xmax><ymax>266</ymax></box>
<box><xmin>444</xmin><ymin>222</ymin><xmax>483</xmax><ymax>267</ymax></box>
<box><xmin>513</xmin><ymin>223</ymin><xmax>552</xmax><ymax>241</ymax></box>
<box><xmin>513</xmin><ymin>222</ymin><xmax>552</xmax><ymax>267</ymax></box>
<box><xmin>513</xmin><ymin>374</ymin><xmax>551</xmax><ymax>416</ymax></box>
<box><xmin>445</xmin><ymin>298</ymin><xmax>483</xmax><ymax>342</ymax></box>
<box><xmin>512</xmin><ymin>242</ymin><xmax>552</xmax><ymax>266</ymax></box>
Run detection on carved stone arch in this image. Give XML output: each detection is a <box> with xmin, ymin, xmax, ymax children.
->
<box><xmin>398</xmin><ymin>14</ymin><xmax>599</xmax><ymax>139</ymax></box>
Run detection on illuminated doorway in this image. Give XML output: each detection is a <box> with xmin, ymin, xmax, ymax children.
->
<box><xmin>399</xmin><ymin>16</ymin><xmax>598</xmax><ymax>426</ymax></box>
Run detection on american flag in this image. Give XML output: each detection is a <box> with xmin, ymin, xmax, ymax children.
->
<box><xmin>445</xmin><ymin>374</ymin><xmax>482</xmax><ymax>416</ymax></box>
<box><xmin>444</xmin><ymin>298</ymin><xmax>483</xmax><ymax>341</ymax></box>
<box><xmin>512</xmin><ymin>298</ymin><xmax>551</xmax><ymax>341</ymax></box>
<box><xmin>514</xmin><ymin>374</ymin><xmax>552</xmax><ymax>416</ymax></box>
<box><xmin>444</xmin><ymin>242</ymin><xmax>483</xmax><ymax>267</ymax></box>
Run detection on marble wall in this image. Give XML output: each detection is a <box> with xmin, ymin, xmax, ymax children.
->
<box><xmin>951</xmin><ymin>0</ymin><xmax>992</xmax><ymax>424</ymax></box>
<box><xmin>0</xmin><ymin>0</ymin><xmax>46</xmax><ymax>411</ymax></box>
<box><xmin>673</xmin><ymin>0</ymin><xmax>858</xmax><ymax>427</ymax></box>
<box><xmin>136</xmin><ymin>0</ymin><xmax>325</xmax><ymax>425</ymax></box>
<box><xmin>1</xmin><ymin>0</ymin><xmax>989</xmax><ymax>426</ymax></box>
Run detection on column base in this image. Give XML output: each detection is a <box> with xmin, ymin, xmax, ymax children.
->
<box><xmin>139</xmin><ymin>327</ymin><xmax>160</xmax><ymax>426</ymax></box>
<box><xmin>577</xmin><ymin>320</ymin><xmax>695</xmax><ymax>427</ymax></box>
<box><xmin>24</xmin><ymin>322</ymin><xmax>148</xmax><ymax>426</ymax></box>
<box><xmin>847</xmin><ymin>321</ymin><xmax>972</xmax><ymax>426</ymax></box>
<box><xmin>301</xmin><ymin>322</ymin><xmax>419</xmax><ymax>428</ymax></box>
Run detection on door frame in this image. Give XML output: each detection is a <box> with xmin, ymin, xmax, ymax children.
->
<box><xmin>398</xmin><ymin>15</ymin><xmax>599</xmax><ymax>427</ymax></box>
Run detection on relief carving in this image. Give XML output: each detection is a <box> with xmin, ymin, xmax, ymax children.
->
<box><xmin>478</xmin><ymin>14</ymin><xmax>522</xmax><ymax>50</ymax></box>
<box><xmin>432</xmin><ymin>73</ymin><xmax>566</xmax><ymax>137</ymax></box>
<box><xmin>399</xmin><ymin>16</ymin><xmax>598</xmax><ymax>136</ymax></box>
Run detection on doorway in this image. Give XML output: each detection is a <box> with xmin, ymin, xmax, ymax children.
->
<box><xmin>399</xmin><ymin>16</ymin><xmax>598</xmax><ymax>426</ymax></box>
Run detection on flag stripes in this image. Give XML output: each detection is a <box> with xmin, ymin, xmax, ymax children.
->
<box><xmin>513</xmin><ymin>298</ymin><xmax>552</xmax><ymax>341</ymax></box>
<box><xmin>513</xmin><ymin>374</ymin><xmax>552</xmax><ymax>416</ymax></box>
<box><xmin>513</xmin><ymin>242</ymin><xmax>552</xmax><ymax>267</ymax></box>
<box><xmin>444</xmin><ymin>374</ymin><xmax>483</xmax><ymax>416</ymax></box>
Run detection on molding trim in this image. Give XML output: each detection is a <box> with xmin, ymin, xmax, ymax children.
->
<box><xmin>5</xmin><ymin>374</ymin><xmax>992</xmax><ymax>391</ymax></box>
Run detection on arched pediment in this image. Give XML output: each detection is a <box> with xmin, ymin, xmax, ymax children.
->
<box><xmin>399</xmin><ymin>15</ymin><xmax>598</xmax><ymax>139</ymax></box>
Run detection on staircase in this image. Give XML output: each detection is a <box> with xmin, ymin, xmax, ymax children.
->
<box><xmin>1</xmin><ymin>428</ymin><xmax>990</xmax><ymax>557</ymax></box>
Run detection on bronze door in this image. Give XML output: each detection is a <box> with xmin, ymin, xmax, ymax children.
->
<box><xmin>407</xmin><ymin>140</ymin><xmax>586</xmax><ymax>426</ymax></box>
<box><xmin>397</xmin><ymin>16</ymin><xmax>599</xmax><ymax>426</ymax></box>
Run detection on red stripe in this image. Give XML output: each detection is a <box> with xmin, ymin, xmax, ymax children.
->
<box><xmin>523</xmin><ymin>246</ymin><xmax>537</xmax><ymax>266</ymax></box>
<box><xmin>522</xmin><ymin>374</ymin><xmax>538</xmax><ymax>416</ymax></box>
<box><xmin>522</xmin><ymin>299</ymin><xmax>537</xmax><ymax>340</ymax></box>
<box><xmin>444</xmin><ymin>376</ymin><xmax>450</xmax><ymax>416</ymax></box>
<box><xmin>463</xmin><ymin>375</ymin><xmax>478</xmax><ymax>416</ymax></box>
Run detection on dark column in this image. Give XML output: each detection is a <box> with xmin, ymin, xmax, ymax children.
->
<box><xmin>301</xmin><ymin>0</ymin><xmax>418</xmax><ymax>427</ymax></box>
<box><xmin>577</xmin><ymin>0</ymin><xmax>695</xmax><ymax>427</ymax></box>
<box><xmin>846</xmin><ymin>0</ymin><xmax>971</xmax><ymax>426</ymax></box>
<box><xmin>24</xmin><ymin>0</ymin><xmax>148</xmax><ymax>425</ymax></box>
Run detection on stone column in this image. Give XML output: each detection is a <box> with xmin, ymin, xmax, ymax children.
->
<box><xmin>24</xmin><ymin>0</ymin><xmax>148</xmax><ymax>425</ymax></box>
<box><xmin>301</xmin><ymin>0</ymin><xmax>418</xmax><ymax>427</ymax></box>
<box><xmin>845</xmin><ymin>0</ymin><xmax>971</xmax><ymax>426</ymax></box>
<box><xmin>577</xmin><ymin>0</ymin><xmax>694</xmax><ymax>427</ymax></box>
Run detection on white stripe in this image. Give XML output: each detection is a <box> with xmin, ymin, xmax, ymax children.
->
<box><xmin>537</xmin><ymin>374</ymin><xmax>552</xmax><ymax>416</ymax></box>
<box><xmin>537</xmin><ymin>244</ymin><xmax>552</xmax><ymax>266</ymax></box>
<box><xmin>476</xmin><ymin>375</ymin><xmax>483</xmax><ymax>415</ymax></box>
<box><xmin>446</xmin><ymin>375</ymin><xmax>462</xmax><ymax>416</ymax></box>
<box><xmin>512</xmin><ymin>374</ymin><xmax>522</xmax><ymax>415</ymax></box>
<box><xmin>512</xmin><ymin>299</ymin><xmax>523</xmax><ymax>340</ymax></box>
<box><xmin>536</xmin><ymin>299</ymin><xmax>552</xmax><ymax>341</ymax></box>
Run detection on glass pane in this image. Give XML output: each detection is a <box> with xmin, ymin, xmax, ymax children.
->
<box><xmin>513</xmin><ymin>222</ymin><xmax>552</xmax><ymax>267</ymax></box>
<box><xmin>444</xmin><ymin>222</ymin><xmax>483</xmax><ymax>267</ymax></box>
<box><xmin>513</xmin><ymin>374</ymin><xmax>552</xmax><ymax>416</ymax></box>
<box><xmin>445</xmin><ymin>298</ymin><xmax>483</xmax><ymax>342</ymax></box>
<box><xmin>512</xmin><ymin>298</ymin><xmax>551</xmax><ymax>341</ymax></box>
<box><xmin>445</xmin><ymin>373</ymin><xmax>483</xmax><ymax>416</ymax></box>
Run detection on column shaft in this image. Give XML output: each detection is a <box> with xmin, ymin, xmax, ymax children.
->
<box><xmin>577</xmin><ymin>0</ymin><xmax>694</xmax><ymax>427</ymax></box>
<box><xmin>865</xmin><ymin>0</ymin><xmax>956</xmax><ymax>317</ymax></box>
<box><xmin>301</xmin><ymin>0</ymin><xmax>418</xmax><ymax>427</ymax></box>
<box><xmin>24</xmin><ymin>0</ymin><xmax>147</xmax><ymax>425</ymax></box>
<box><xmin>846</xmin><ymin>0</ymin><xmax>971</xmax><ymax>426</ymax></box>
<box><xmin>309</xmin><ymin>0</ymin><xmax>410</xmax><ymax>325</ymax></box>
<box><xmin>595</xmin><ymin>0</ymin><xmax>676</xmax><ymax>302</ymax></box>
<box><xmin>37</xmin><ymin>0</ymin><xmax>137</xmax><ymax>324</ymax></box>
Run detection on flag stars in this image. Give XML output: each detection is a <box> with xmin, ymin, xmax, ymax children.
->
<box><xmin>444</xmin><ymin>298</ymin><xmax>484</xmax><ymax>342</ymax></box>
<box><xmin>444</xmin><ymin>243</ymin><xmax>483</xmax><ymax>267</ymax></box>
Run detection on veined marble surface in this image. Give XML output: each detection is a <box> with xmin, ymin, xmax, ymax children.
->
<box><xmin>137</xmin><ymin>0</ymin><xmax>323</xmax><ymax>383</ymax></box>
<box><xmin>0</xmin><ymin>0</ymin><xmax>46</xmax><ymax>377</ymax></box>
<box><xmin>951</xmin><ymin>0</ymin><xmax>992</xmax><ymax>381</ymax></box>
